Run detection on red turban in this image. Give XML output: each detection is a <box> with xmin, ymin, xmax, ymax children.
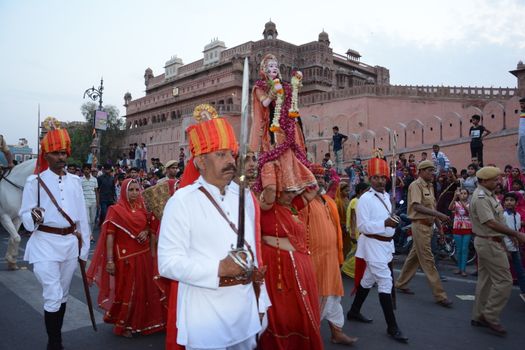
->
<box><xmin>179</xmin><ymin>104</ymin><xmax>238</xmax><ymax>188</ymax></box>
<box><xmin>37</xmin><ymin>117</ymin><xmax>71</xmax><ymax>173</ymax></box>
<box><xmin>310</xmin><ymin>163</ymin><xmax>326</xmax><ymax>176</ymax></box>
<box><xmin>368</xmin><ymin>157</ymin><xmax>390</xmax><ymax>178</ymax></box>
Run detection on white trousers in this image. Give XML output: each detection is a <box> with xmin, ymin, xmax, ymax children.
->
<box><xmin>186</xmin><ymin>336</ymin><xmax>256</xmax><ymax>350</ymax></box>
<box><xmin>33</xmin><ymin>259</ymin><xmax>78</xmax><ymax>312</ymax></box>
<box><xmin>320</xmin><ymin>295</ymin><xmax>345</xmax><ymax>328</ymax></box>
<box><xmin>360</xmin><ymin>261</ymin><xmax>393</xmax><ymax>294</ymax></box>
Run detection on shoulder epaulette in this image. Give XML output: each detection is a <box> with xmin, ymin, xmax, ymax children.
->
<box><xmin>477</xmin><ymin>190</ymin><xmax>485</xmax><ymax>199</ymax></box>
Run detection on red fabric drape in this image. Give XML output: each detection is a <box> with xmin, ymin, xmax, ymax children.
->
<box><xmin>87</xmin><ymin>179</ymin><xmax>165</xmax><ymax>335</ymax></box>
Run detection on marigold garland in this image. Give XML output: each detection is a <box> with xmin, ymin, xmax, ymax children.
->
<box><xmin>289</xmin><ymin>70</ymin><xmax>303</xmax><ymax>118</ymax></box>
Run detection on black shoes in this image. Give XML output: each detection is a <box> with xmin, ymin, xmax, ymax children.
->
<box><xmin>388</xmin><ymin>327</ymin><xmax>409</xmax><ymax>343</ymax></box>
<box><xmin>346</xmin><ymin>310</ymin><xmax>373</xmax><ymax>323</ymax></box>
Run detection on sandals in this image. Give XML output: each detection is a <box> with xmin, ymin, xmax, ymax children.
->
<box><xmin>396</xmin><ymin>287</ymin><xmax>415</xmax><ymax>295</ymax></box>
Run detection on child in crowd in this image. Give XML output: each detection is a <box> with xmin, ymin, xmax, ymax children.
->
<box><xmin>506</xmin><ymin>167</ymin><xmax>525</xmax><ymax>192</ymax></box>
<box><xmin>494</xmin><ymin>183</ymin><xmax>504</xmax><ymax>203</ymax></box>
<box><xmin>502</xmin><ymin>192</ymin><xmax>525</xmax><ymax>302</ymax></box>
<box><xmin>448</xmin><ymin>189</ymin><xmax>472</xmax><ymax>276</ymax></box>
<box><xmin>510</xmin><ymin>179</ymin><xmax>525</xmax><ymax>219</ymax></box>
<box><xmin>461</xmin><ymin>163</ymin><xmax>478</xmax><ymax>199</ymax></box>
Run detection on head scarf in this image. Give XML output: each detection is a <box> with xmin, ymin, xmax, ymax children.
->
<box><xmin>179</xmin><ymin>104</ymin><xmax>238</xmax><ymax>188</ymax></box>
<box><xmin>37</xmin><ymin>117</ymin><xmax>71</xmax><ymax>173</ymax></box>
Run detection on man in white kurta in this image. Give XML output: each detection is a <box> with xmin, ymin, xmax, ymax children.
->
<box><xmin>346</xmin><ymin>157</ymin><xmax>408</xmax><ymax>343</ymax></box>
<box><xmin>157</xmin><ymin>106</ymin><xmax>269</xmax><ymax>350</ymax></box>
<box><xmin>18</xmin><ymin>121</ymin><xmax>90</xmax><ymax>350</ymax></box>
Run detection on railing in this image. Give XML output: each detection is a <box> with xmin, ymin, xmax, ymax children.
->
<box><xmin>126</xmin><ymin>104</ymin><xmax>241</xmax><ymax>133</ymax></box>
<box><xmin>300</xmin><ymin>84</ymin><xmax>517</xmax><ymax>106</ymax></box>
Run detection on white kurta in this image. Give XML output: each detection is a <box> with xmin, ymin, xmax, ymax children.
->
<box><xmin>19</xmin><ymin>170</ymin><xmax>91</xmax><ymax>262</ymax></box>
<box><xmin>355</xmin><ymin>189</ymin><xmax>395</xmax><ymax>264</ymax></box>
<box><xmin>158</xmin><ymin>177</ymin><xmax>269</xmax><ymax>349</ymax></box>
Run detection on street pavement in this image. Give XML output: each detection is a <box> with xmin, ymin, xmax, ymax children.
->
<box><xmin>1</xmin><ymin>227</ymin><xmax>524</xmax><ymax>350</ymax></box>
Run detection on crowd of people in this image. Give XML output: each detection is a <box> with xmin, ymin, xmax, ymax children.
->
<box><xmin>4</xmin><ymin>61</ymin><xmax>525</xmax><ymax>350</ymax></box>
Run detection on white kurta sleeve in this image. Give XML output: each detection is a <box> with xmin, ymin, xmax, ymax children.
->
<box><xmin>157</xmin><ymin>195</ymin><xmax>221</xmax><ymax>289</ymax></box>
<box><xmin>257</xmin><ymin>283</ymin><xmax>271</xmax><ymax>314</ymax></box>
<box><xmin>19</xmin><ymin>176</ymin><xmax>39</xmax><ymax>232</ymax></box>
<box><xmin>356</xmin><ymin>196</ymin><xmax>386</xmax><ymax>234</ymax></box>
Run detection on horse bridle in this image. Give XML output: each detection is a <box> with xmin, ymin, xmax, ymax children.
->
<box><xmin>0</xmin><ymin>168</ymin><xmax>24</xmax><ymax>191</ymax></box>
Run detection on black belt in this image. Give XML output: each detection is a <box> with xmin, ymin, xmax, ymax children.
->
<box><xmin>38</xmin><ymin>225</ymin><xmax>76</xmax><ymax>235</ymax></box>
<box><xmin>364</xmin><ymin>234</ymin><xmax>393</xmax><ymax>242</ymax></box>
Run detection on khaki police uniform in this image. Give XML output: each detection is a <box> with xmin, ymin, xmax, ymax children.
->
<box><xmin>395</xmin><ymin>176</ymin><xmax>448</xmax><ymax>302</ymax></box>
<box><xmin>470</xmin><ymin>184</ymin><xmax>512</xmax><ymax>324</ymax></box>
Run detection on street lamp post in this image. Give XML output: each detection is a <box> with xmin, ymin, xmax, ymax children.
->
<box><xmin>83</xmin><ymin>78</ymin><xmax>104</xmax><ymax>167</ymax></box>
<box><xmin>84</xmin><ymin>78</ymin><xmax>104</xmax><ymax>111</ymax></box>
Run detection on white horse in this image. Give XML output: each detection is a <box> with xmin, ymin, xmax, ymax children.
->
<box><xmin>0</xmin><ymin>158</ymin><xmax>36</xmax><ymax>269</ymax></box>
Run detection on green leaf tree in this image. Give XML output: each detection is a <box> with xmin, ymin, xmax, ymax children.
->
<box><xmin>67</xmin><ymin>102</ymin><xmax>124</xmax><ymax>166</ymax></box>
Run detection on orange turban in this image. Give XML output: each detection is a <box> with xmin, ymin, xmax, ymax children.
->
<box><xmin>179</xmin><ymin>105</ymin><xmax>238</xmax><ymax>187</ymax></box>
<box><xmin>310</xmin><ymin>163</ymin><xmax>326</xmax><ymax>176</ymax></box>
<box><xmin>368</xmin><ymin>157</ymin><xmax>390</xmax><ymax>178</ymax></box>
<box><xmin>37</xmin><ymin>117</ymin><xmax>71</xmax><ymax>173</ymax></box>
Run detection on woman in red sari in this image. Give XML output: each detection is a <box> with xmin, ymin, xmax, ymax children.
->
<box><xmin>87</xmin><ymin>179</ymin><xmax>165</xmax><ymax>337</ymax></box>
<box><xmin>259</xmin><ymin>187</ymin><xmax>323</xmax><ymax>350</ymax></box>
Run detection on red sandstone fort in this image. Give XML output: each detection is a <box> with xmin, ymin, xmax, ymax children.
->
<box><xmin>122</xmin><ymin>21</ymin><xmax>525</xmax><ymax>168</ymax></box>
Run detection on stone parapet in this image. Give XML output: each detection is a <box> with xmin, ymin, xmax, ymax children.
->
<box><xmin>300</xmin><ymin>85</ymin><xmax>518</xmax><ymax>106</ymax></box>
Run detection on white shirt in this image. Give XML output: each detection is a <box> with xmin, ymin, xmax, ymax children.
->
<box><xmin>81</xmin><ymin>175</ymin><xmax>98</xmax><ymax>205</ymax></box>
<box><xmin>503</xmin><ymin>211</ymin><xmax>520</xmax><ymax>252</ymax></box>
<box><xmin>19</xmin><ymin>169</ymin><xmax>91</xmax><ymax>262</ymax></box>
<box><xmin>355</xmin><ymin>188</ymin><xmax>395</xmax><ymax>263</ymax></box>
<box><xmin>157</xmin><ymin>176</ymin><xmax>269</xmax><ymax>348</ymax></box>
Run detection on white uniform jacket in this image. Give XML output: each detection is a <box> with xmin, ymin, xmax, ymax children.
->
<box><xmin>158</xmin><ymin>177</ymin><xmax>270</xmax><ymax>348</ymax></box>
<box><xmin>355</xmin><ymin>189</ymin><xmax>395</xmax><ymax>263</ymax></box>
<box><xmin>19</xmin><ymin>169</ymin><xmax>91</xmax><ymax>262</ymax></box>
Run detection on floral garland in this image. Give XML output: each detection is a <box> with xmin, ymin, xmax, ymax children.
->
<box><xmin>269</xmin><ymin>78</ymin><xmax>284</xmax><ymax>132</ymax></box>
<box><xmin>289</xmin><ymin>70</ymin><xmax>303</xmax><ymax>118</ymax></box>
<box><xmin>253</xmin><ymin>79</ymin><xmax>311</xmax><ymax>193</ymax></box>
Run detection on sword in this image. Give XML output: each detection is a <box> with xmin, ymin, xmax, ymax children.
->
<box><xmin>390</xmin><ymin>130</ymin><xmax>398</xmax><ymax>214</ymax></box>
<box><xmin>229</xmin><ymin>57</ymin><xmax>254</xmax><ymax>275</ymax></box>
<box><xmin>236</xmin><ymin>57</ymin><xmax>250</xmax><ymax>249</ymax></box>
<box><xmin>31</xmin><ymin>105</ymin><xmax>44</xmax><ymax>223</ymax></box>
<box><xmin>390</xmin><ymin>130</ymin><xmax>400</xmax><ymax>224</ymax></box>
<box><xmin>79</xmin><ymin>259</ymin><xmax>98</xmax><ymax>331</ymax></box>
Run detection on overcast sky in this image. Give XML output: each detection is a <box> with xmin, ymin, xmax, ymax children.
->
<box><xmin>1</xmin><ymin>0</ymin><xmax>524</xmax><ymax>151</ymax></box>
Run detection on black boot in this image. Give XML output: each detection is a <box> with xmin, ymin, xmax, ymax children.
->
<box><xmin>44</xmin><ymin>310</ymin><xmax>63</xmax><ymax>350</ymax></box>
<box><xmin>58</xmin><ymin>303</ymin><xmax>66</xmax><ymax>331</ymax></box>
<box><xmin>379</xmin><ymin>293</ymin><xmax>408</xmax><ymax>343</ymax></box>
<box><xmin>347</xmin><ymin>285</ymin><xmax>373</xmax><ymax>323</ymax></box>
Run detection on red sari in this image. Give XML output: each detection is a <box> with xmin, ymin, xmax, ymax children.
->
<box><xmin>87</xmin><ymin>179</ymin><xmax>165</xmax><ymax>336</ymax></box>
<box><xmin>259</xmin><ymin>196</ymin><xmax>323</xmax><ymax>350</ymax></box>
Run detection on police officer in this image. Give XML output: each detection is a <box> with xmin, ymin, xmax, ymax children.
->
<box><xmin>395</xmin><ymin>160</ymin><xmax>453</xmax><ymax>307</ymax></box>
<box><xmin>470</xmin><ymin>166</ymin><xmax>525</xmax><ymax>336</ymax></box>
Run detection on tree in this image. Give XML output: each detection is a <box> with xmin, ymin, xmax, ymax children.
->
<box><xmin>68</xmin><ymin>102</ymin><xmax>124</xmax><ymax>166</ymax></box>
